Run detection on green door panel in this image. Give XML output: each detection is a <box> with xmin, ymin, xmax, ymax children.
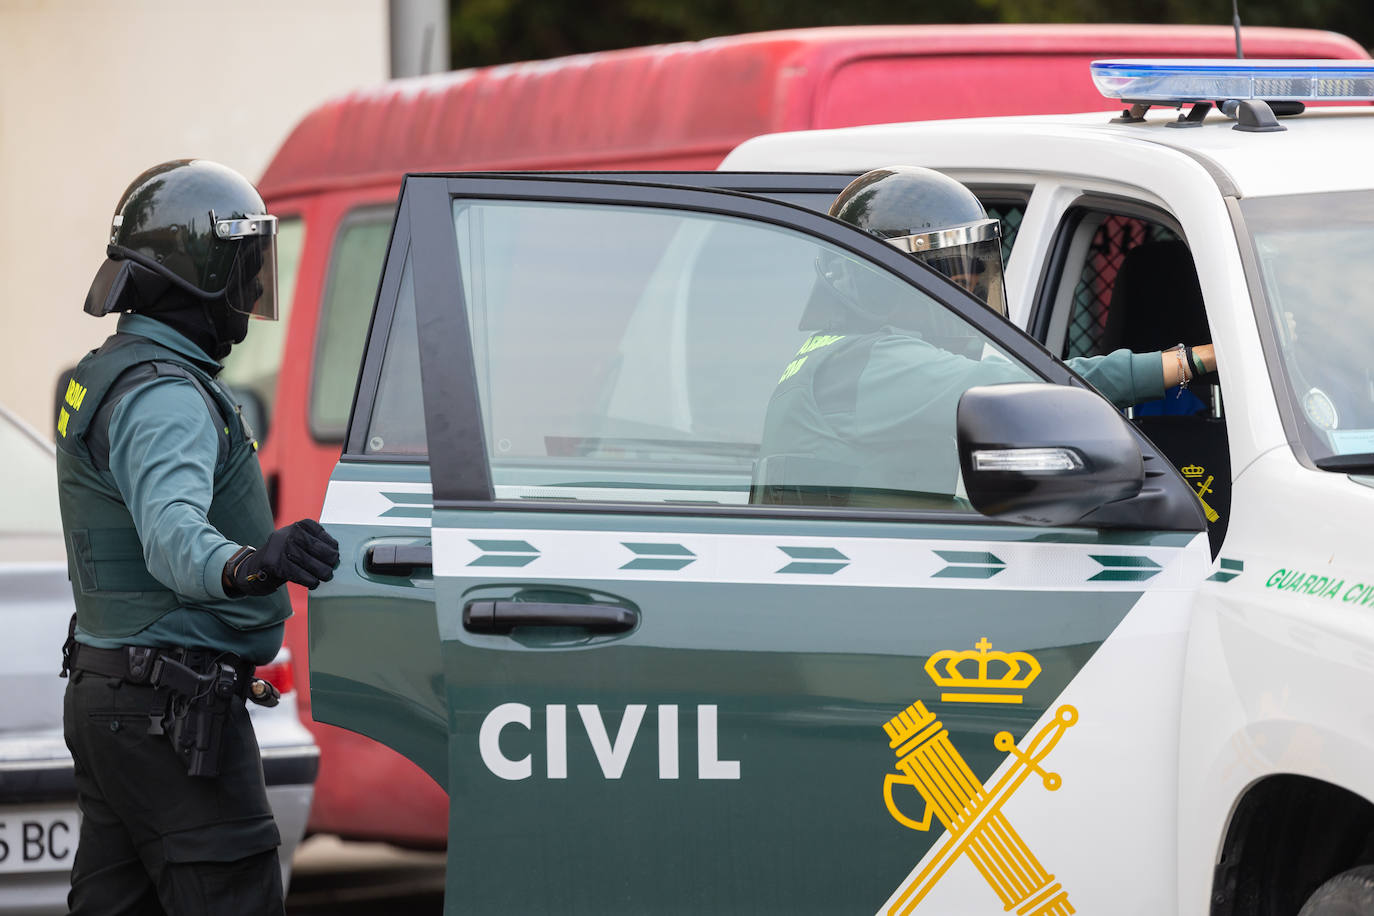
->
<box><xmin>431</xmin><ymin>508</ymin><xmax>1156</xmax><ymax>914</ymax></box>
<box><xmin>311</xmin><ymin>466</ymin><xmax>448</xmax><ymax>787</ymax></box>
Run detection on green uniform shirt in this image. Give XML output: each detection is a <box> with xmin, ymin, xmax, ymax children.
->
<box><xmin>73</xmin><ymin>314</ymin><xmax>284</xmax><ymax>662</ymax></box>
<box><xmin>755</xmin><ymin>330</ymin><xmax>1166</xmax><ymax>506</ymax></box>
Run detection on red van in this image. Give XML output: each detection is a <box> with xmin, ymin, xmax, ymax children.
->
<box><xmin>235</xmin><ymin>23</ymin><xmax>1371</xmax><ymax>848</ymax></box>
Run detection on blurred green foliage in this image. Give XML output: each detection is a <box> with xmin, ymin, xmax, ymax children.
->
<box><xmin>450</xmin><ymin>0</ymin><xmax>1373</xmax><ymax>68</ymax></box>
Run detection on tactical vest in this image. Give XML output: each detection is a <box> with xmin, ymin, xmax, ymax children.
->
<box><xmin>752</xmin><ymin>332</ymin><xmax>962</xmax><ymax>510</ymax></box>
<box><xmin>55</xmin><ymin>333</ymin><xmax>289</xmax><ymax>639</ymax></box>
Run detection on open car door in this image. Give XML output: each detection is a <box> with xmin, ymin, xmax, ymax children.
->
<box><xmin>314</xmin><ymin>173</ymin><xmax>1209</xmax><ymax>914</ymax></box>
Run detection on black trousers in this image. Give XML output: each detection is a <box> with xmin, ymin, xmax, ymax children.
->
<box><xmin>63</xmin><ymin>670</ymin><xmax>284</xmax><ymax>916</ymax></box>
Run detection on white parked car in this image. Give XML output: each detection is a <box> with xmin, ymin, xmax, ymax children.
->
<box><xmin>0</xmin><ymin>401</ymin><xmax>317</xmax><ymax>912</ymax></box>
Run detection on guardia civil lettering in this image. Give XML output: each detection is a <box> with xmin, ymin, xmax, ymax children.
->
<box><xmin>1264</xmin><ymin>569</ymin><xmax>1374</xmax><ymax>606</ymax></box>
<box><xmin>479</xmin><ymin>704</ymin><xmax>741</xmax><ymax>781</ymax></box>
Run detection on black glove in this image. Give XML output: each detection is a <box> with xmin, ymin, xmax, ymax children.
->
<box><xmin>223</xmin><ymin>519</ymin><xmax>340</xmax><ymax>597</ymax></box>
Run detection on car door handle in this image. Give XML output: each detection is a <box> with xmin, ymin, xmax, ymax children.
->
<box><xmin>463</xmin><ymin>600</ymin><xmax>638</xmax><ymax>634</ymax></box>
<box><xmin>365</xmin><ymin>544</ymin><xmax>433</xmax><ymax>575</ymax></box>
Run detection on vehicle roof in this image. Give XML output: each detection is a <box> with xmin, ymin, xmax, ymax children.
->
<box><xmin>257</xmin><ymin>24</ymin><xmax>1366</xmax><ymax>199</ymax></box>
<box><xmin>722</xmin><ymin>106</ymin><xmax>1374</xmax><ymax>199</ymax></box>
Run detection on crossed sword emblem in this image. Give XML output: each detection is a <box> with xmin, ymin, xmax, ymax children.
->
<box><xmin>882</xmin><ymin>701</ymin><xmax>1078</xmax><ymax>916</ymax></box>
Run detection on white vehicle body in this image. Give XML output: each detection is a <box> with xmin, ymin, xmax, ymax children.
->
<box><xmin>723</xmin><ymin>102</ymin><xmax>1374</xmax><ymax>914</ymax></box>
<box><xmin>0</xmin><ymin>402</ymin><xmax>318</xmax><ymax>913</ymax></box>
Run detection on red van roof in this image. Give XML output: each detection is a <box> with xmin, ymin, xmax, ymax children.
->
<box><xmin>258</xmin><ymin>24</ymin><xmax>1369</xmax><ymax>198</ymax></box>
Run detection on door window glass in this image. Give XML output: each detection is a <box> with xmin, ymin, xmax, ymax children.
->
<box><xmin>311</xmin><ymin>207</ymin><xmax>395</xmax><ymax>439</ymax></box>
<box><xmin>449</xmin><ymin>199</ymin><xmax>1034</xmax><ymax>509</ymax></box>
<box><xmin>219</xmin><ymin>215</ymin><xmax>305</xmax><ymax>425</ymax></box>
<box><xmin>364</xmin><ymin>252</ymin><xmax>426</xmax><ymax>457</ymax></box>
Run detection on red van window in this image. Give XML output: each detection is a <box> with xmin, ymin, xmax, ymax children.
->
<box><xmin>310</xmin><ymin>207</ymin><xmax>395</xmax><ymax>440</ymax></box>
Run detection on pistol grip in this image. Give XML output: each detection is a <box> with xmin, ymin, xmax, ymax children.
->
<box><xmin>884</xmin><ymin>773</ymin><xmax>935</xmax><ymax>832</ymax></box>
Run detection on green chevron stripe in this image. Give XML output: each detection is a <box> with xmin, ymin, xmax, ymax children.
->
<box><xmin>777</xmin><ymin>546</ymin><xmax>848</xmax><ymax>575</ymax></box>
<box><xmin>1208</xmin><ymin>557</ymin><xmax>1244</xmax><ymax>582</ymax></box>
<box><xmin>1090</xmin><ymin>554</ymin><xmax>1162</xmax><ymax>582</ymax></box>
<box><xmin>778</xmin><ymin>562</ymin><xmax>848</xmax><ymax>574</ymax></box>
<box><xmin>623</xmin><ymin>558</ymin><xmax>696</xmax><ymax>570</ymax></box>
<box><xmin>469</xmin><ymin>555</ymin><xmax>539</xmax><ymax>567</ymax></box>
<box><xmin>933</xmin><ymin>549</ymin><xmax>1006</xmax><ymax>579</ymax></box>
<box><xmin>468</xmin><ymin>539</ymin><xmax>539</xmax><ymax>568</ymax></box>
<box><xmin>780</xmin><ymin>547</ymin><xmax>847</xmax><ymax>560</ymax></box>
<box><xmin>381</xmin><ymin>491</ymin><xmax>432</xmax><ymax>505</ymax></box>
<box><xmin>380</xmin><ymin>506</ymin><xmax>432</xmax><ymax>518</ymax></box>
<box><xmin>471</xmin><ymin>540</ymin><xmax>538</xmax><ymax>553</ymax></box>
<box><xmin>933</xmin><ymin>566</ymin><xmax>1004</xmax><ymax>580</ymax></box>
<box><xmin>622</xmin><ymin>543</ymin><xmax>694</xmax><ymax>556</ymax></box>
<box><xmin>933</xmin><ymin>550</ymin><xmax>1002</xmax><ymax>565</ymax></box>
<box><xmin>621</xmin><ymin>542</ymin><xmax>696</xmax><ymax>571</ymax></box>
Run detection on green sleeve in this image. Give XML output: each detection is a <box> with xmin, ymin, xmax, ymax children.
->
<box><xmin>1064</xmin><ymin>348</ymin><xmax>1165</xmax><ymax>409</ymax></box>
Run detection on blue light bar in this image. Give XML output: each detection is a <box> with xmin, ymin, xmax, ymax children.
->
<box><xmin>1090</xmin><ymin>59</ymin><xmax>1374</xmax><ymax>103</ymax></box>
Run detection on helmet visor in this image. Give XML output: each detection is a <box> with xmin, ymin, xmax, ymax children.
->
<box><xmin>216</xmin><ymin>215</ymin><xmax>279</xmax><ymax>320</ymax></box>
<box><xmin>912</xmin><ymin>237</ymin><xmax>1008</xmax><ymax>318</ymax></box>
<box><xmin>886</xmin><ymin>218</ymin><xmax>1008</xmax><ymax>317</ymax></box>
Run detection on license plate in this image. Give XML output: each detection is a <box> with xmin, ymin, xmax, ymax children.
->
<box><xmin>0</xmin><ymin>806</ymin><xmax>79</xmax><ymax>873</ymax></box>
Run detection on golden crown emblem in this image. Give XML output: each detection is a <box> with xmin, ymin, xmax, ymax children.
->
<box><xmin>924</xmin><ymin>638</ymin><xmax>1042</xmax><ymax>705</ymax></box>
<box><xmin>1180</xmin><ymin>464</ymin><xmax>1205</xmax><ymax>478</ymax></box>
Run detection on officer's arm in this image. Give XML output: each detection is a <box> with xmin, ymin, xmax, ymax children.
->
<box><xmin>106</xmin><ymin>377</ymin><xmax>239</xmax><ymax>600</ymax></box>
<box><xmin>1064</xmin><ymin>349</ymin><xmax>1169</xmax><ymax>409</ymax></box>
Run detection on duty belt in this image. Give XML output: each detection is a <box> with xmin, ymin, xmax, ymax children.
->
<box><xmin>66</xmin><ymin>643</ymin><xmax>255</xmax><ymax>694</ymax></box>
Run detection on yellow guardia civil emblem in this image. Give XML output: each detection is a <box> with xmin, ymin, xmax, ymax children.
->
<box><xmin>1180</xmin><ymin>464</ymin><xmax>1220</xmax><ymax>522</ymax></box>
<box><xmin>881</xmin><ymin>639</ymin><xmax>1078</xmax><ymax>915</ymax></box>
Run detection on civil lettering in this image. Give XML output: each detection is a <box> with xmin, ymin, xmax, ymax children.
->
<box><xmin>478</xmin><ymin>703</ymin><xmax>740</xmax><ymax>780</ymax></box>
<box><xmin>698</xmin><ymin>705</ymin><xmax>740</xmax><ymax>780</ymax></box>
<box><xmin>658</xmin><ymin>704</ymin><xmax>679</xmax><ymax>779</ymax></box>
<box><xmin>547</xmin><ymin>704</ymin><xmax>567</xmax><ymax>779</ymax></box>
<box><xmin>579</xmin><ymin>704</ymin><xmax>645</xmax><ymax>779</ymax></box>
<box><xmin>479</xmin><ymin>702</ymin><xmax>532</xmax><ymax>780</ymax></box>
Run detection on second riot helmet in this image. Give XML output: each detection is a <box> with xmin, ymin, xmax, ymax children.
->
<box><xmin>828</xmin><ymin>165</ymin><xmax>1007</xmax><ymax>317</ymax></box>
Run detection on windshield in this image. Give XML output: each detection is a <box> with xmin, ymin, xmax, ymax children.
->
<box><xmin>1241</xmin><ymin>191</ymin><xmax>1374</xmax><ymax>470</ymax></box>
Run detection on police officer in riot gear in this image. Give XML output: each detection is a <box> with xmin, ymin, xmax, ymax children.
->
<box><xmin>755</xmin><ymin>165</ymin><xmax>1217</xmax><ymax>507</ymax></box>
<box><xmin>56</xmin><ymin>159</ymin><xmax>339</xmax><ymax>914</ymax></box>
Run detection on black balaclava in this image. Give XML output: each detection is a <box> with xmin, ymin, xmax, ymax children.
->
<box><xmin>142</xmin><ymin>286</ymin><xmax>248</xmax><ymax>366</ymax></box>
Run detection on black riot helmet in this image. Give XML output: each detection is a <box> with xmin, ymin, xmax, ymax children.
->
<box><xmin>84</xmin><ymin>160</ymin><xmax>280</xmax><ymax>340</ymax></box>
<box><xmin>828</xmin><ymin>166</ymin><xmax>1008</xmax><ymax>318</ymax></box>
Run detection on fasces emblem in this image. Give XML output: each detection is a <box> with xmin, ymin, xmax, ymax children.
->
<box><xmin>881</xmin><ymin>639</ymin><xmax>1078</xmax><ymax>915</ymax></box>
<box><xmin>1180</xmin><ymin>463</ymin><xmax>1220</xmax><ymax>522</ymax></box>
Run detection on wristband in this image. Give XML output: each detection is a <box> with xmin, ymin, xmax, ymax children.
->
<box><xmin>1172</xmin><ymin>343</ymin><xmax>1190</xmax><ymax>395</ymax></box>
<box><xmin>1187</xmin><ymin>345</ymin><xmax>1207</xmax><ymax>377</ymax></box>
<box><xmin>222</xmin><ymin>545</ymin><xmax>257</xmax><ymax>598</ymax></box>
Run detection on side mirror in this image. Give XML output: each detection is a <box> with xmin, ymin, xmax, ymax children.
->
<box><xmin>957</xmin><ymin>383</ymin><xmax>1143</xmax><ymax>526</ymax></box>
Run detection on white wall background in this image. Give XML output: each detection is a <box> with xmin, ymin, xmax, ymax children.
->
<box><xmin>0</xmin><ymin>0</ymin><xmax>390</xmax><ymax>433</ymax></box>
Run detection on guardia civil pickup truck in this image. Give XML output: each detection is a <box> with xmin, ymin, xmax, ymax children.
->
<box><xmin>311</xmin><ymin>59</ymin><xmax>1374</xmax><ymax>914</ymax></box>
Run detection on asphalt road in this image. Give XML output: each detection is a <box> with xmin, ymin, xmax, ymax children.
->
<box><xmin>286</xmin><ymin>835</ymin><xmax>446</xmax><ymax>914</ymax></box>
